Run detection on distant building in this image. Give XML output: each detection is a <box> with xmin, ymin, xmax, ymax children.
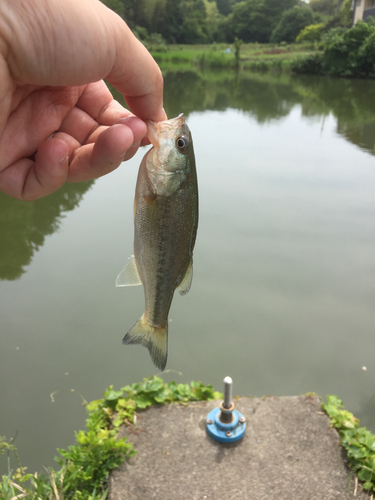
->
<box><xmin>352</xmin><ymin>0</ymin><xmax>375</xmax><ymax>24</ymax></box>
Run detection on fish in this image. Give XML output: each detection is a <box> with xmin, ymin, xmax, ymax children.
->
<box><xmin>116</xmin><ymin>113</ymin><xmax>198</xmax><ymax>371</ymax></box>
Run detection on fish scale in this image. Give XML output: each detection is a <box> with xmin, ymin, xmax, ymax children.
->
<box><xmin>116</xmin><ymin>114</ymin><xmax>198</xmax><ymax>371</ymax></box>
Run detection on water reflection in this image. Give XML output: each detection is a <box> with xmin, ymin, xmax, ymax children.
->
<box><xmin>163</xmin><ymin>70</ymin><xmax>375</xmax><ymax>155</ymax></box>
<box><xmin>113</xmin><ymin>68</ymin><xmax>375</xmax><ymax>154</ymax></box>
<box><xmin>2</xmin><ymin>69</ymin><xmax>375</xmax><ymax>474</ymax></box>
<box><xmin>0</xmin><ymin>181</ymin><xmax>93</xmax><ymax>280</ymax></box>
<box><xmin>3</xmin><ymin>71</ymin><xmax>375</xmax><ymax>283</ymax></box>
<box><xmin>338</xmin><ymin>121</ymin><xmax>375</xmax><ymax>156</ymax></box>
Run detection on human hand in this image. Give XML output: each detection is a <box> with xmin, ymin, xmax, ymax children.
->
<box><xmin>0</xmin><ymin>0</ymin><xmax>167</xmax><ymax>200</ymax></box>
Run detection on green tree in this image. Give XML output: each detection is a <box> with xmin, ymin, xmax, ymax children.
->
<box><xmin>186</xmin><ymin>0</ymin><xmax>209</xmax><ymax>43</ymax></box>
<box><xmin>216</xmin><ymin>0</ymin><xmax>234</xmax><ymax>15</ymax></box>
<box><xmin>263</xmin><ymin>0</ymin><xmax>300</xmax><ymax>26</ymax></box>
<box><xmin>224</xmin><ymin>0</ymin><xmax>270</xmax><ymax>42</ymax></box>
<box><xmin>339</xmin><ymin>0</ymin><xmax>353</xmax><ymax>27</ymax></box>
<box><xmin>271</xmin><ymin>6</ymin><xmax>321</xmax><ymax>43</ymax></box>
<box><xmin>138</xmin><ymin>0</ymin><xmax>167</xmax><ymax>33</ymax></box>
<box><xmin>224</xmin><ymin>0</ymin><xmax>299</xmax><ymax>43</ymax></box>
<box><xmin>296</xmin><ymin>22</ymin><xmax>325</xmax><ymax>43</ymax></box>
<box><xmin>181</xmin><ymin>0</ymin><xmax>209</xmax><ymax>43</ymax></box>
<box><xmin>119</xmin><ymin>0</ymin><xmax>143</xmax><ymax>29</ymax></box>
<box><xmin>309</xmin><ymin>0</ymin><xmax>337</xmax><ymax>16</ymax></box>
<box><xmin>150</xmin><ymin>0</ymin><xmax>209</xmax><ymax>43</ymax></box>
<box><xmin>153</xmin><ymin>0</ymin><xmax>185</xmax><ymax>42</ymax></box>
<box><xmin>100</xmin><ymin>0</ymin><xmax>125</xmax><ymax>18</ymax></box>
<box><xmin>204</xmin><ymin>0</ymin><xmax>225</xmax><ymax>41</ymax></box>
<box><xmin>120</xmin><ymin>0</ymin><xmax>168</xmax><ymax>32</ymax></box>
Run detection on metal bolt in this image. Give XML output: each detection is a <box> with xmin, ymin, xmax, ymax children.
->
<box><xmin>226</xmin><ymin>431</ymin><xmax>232</xmax><ymax>437</ymax></box>
<box><xmin>223</xmin><ymin>376</ymin><xmax>233</xmax><ymax>409</ymax></box>
<box><xmin>239</xmin><ymin>416</ymin><xmax>246</xmax><ymax>423</ymax></box>
<box><xmin>207</xmin><ymin>419</ymin><xmax>213</xmax><ymax>425</ymax></box>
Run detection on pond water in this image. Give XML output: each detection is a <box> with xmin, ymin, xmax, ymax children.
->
<box><xmin>1</xmin><ymin>69</ymin><xmax>375</xmax><ymax>474</ymax></box>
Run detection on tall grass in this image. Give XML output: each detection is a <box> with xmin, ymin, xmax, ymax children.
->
<box><xmin>196</xmin><ymin>51</ymin><xmax>236</xmax><ymax>68</ymax></box>
<box><xmin>151</xmin><ymin>43</ymin><xmax>318</xmax><ymax>73</ymax></box>
<box><xmin>242</xmin><ymin>57</ymin><xmax>293</xmax><ymax>72</ymax></box>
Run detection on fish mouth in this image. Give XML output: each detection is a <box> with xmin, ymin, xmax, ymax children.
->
<box><xmin>147</xmin><ymin>113</ymin><xmax>185</xmax><ymax>148</ymax></box>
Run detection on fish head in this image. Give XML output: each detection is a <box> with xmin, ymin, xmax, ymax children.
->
<box><xmin>146</xmin><ymin>114</ymin><xmax>195</xmax><ymax>196</ymax></box>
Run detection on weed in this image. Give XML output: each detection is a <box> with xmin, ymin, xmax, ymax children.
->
<box><xmin>0</xmin><ymin>377</ymin><xmax>221</xmax><ymax>500</ymax></box>
<box><xmin>322</xmin><ymin>395</ymin><xmax>375</xmax><ymax>493</ymax></box>
<box><xmin>150</xmin><ymin>43</ymin><xmax>318</xmax><ymax>73</ymax></box>
<box><xmin>195</xmin><ymin>51</ymin><xmax>236</xmax><ymax>68</ymax></box>
<box><xmin>291</xmin><ymin>53</ymin><xmax>324</xmax><ymax>74</ymax></box>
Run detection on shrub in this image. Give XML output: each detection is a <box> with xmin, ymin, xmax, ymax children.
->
<box><xmin>296</xmin><ymin>23</ymin><xmax>325</xmax><ymax>43</ymax></box>
<box><xmin>145</xmin><ymin>32</ymin><xmax>168</xmax><ymax>52</ymax></box>
<box><xmin>292</xmin><ymin>21</ymin><xmax>375</xmax><ymax>77</ymax></box>
<box><xmin>0</xmin><ymin>377</ymin><xmax>222</xmax><ymax>499</ymax></box>
<box><xmin>358</xmin><ymin>31</ymin><xmax>375</xmax><ymax>77</ymax></box>
<box><xmin>290</xmin><ymin>53</ymin><xmax>324</xmax><ymax>74</ymax></box>
<box><xmin>322</xmin><ymin>22</ymin><xmax>375</xmax><ymax>76</ymax></box>
<box><xmin>322</xmin><ymin>395</ymin><xmax>375</xmax><ymax>494</ymax></box>
<box><xmin>321</xmin><ymin>26</ymin><xmax>351</xmax><ymax>75</ymax></box>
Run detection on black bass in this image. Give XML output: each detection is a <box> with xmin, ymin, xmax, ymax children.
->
<box><xmin>116</xmin><ymin>114</ymin><xmax>198</xmax><ymax>371</ymax></box>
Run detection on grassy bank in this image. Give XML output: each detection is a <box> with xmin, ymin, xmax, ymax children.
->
<box><xmin>0</xmin><ymin>378</ymin><xmax>221</xmax><ymax>500</ymax></box>
<box><xmin>150</xmin><ymin>22</ymin><xmax>375</xmax><ymax>78</ymax></box>
<box><xmin>150</xmin><ymin>43</ymin><xmax>320</xmax><ymax>72</ymax></box>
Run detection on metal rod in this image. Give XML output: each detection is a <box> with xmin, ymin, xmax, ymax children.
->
<box><xmin>223</xmin><ymin>376</ymin><xmax>233</xmax><ymax>409</ymax></box>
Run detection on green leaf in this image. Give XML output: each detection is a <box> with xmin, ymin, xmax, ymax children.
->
<box><xmin>2</xmin><ymin>376</ymin><xmax>224</xmax><ymax>498</ymax></box>
<box><xmin>358</xmin><ymin>467</ymin><xmax>374</xmax><ymax>482</ymax></box>
<box><xmin>86</xmin><ymin>399</ymin><xmax>104</xmax><ymax>412</ymax></box>
<box><xmin>104</xmin><ymin>389</ymin><xmax>123</xmax><ymax>401</ymax></box>
<box><xmin>177</xmin><ymin>383</ymin><xmax>191</xmax><ymax>396</ymax></box>
<box><xmin>363</xmin><ymin>481</ymin><xmax>374</xmax><ymax>490</ymax></box>
<box><xmin>168</xmin><ymin>381</ymin><xmax>178</xmax><ymax>392</ymax></box>
<box><xmin>135</xmin><ymin>394</ymin><xmax>153</xmax><ymax>409</ymax></box>
<box><xmin>326</xmin><ymin>395</ymin><xmax>344</xmax><ymax>408</ymax></box>
<box><xmin>347</xmin><ymin>445</ymin><xmax>368</xmax><ymax>460</ymax></box>
<box><xmin>145</xmin><ymin>377</ymin><xmax>164</xmax><ymax>392</ymax></box>
<box><xmin>323</xmin><ymin>395</ymin><xmax>375</xmax><ymax>494</ymax></box>
<box><xmin>154</xmin><ymin>388</ymin><xmax>171</xmax><ymax>403</ymax></box>
<box><xmin>365</xmin><ymin>437</ymin><xmax>375</xmax><ymax>451</ymax></box>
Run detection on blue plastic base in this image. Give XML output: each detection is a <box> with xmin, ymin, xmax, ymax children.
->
<box><xmin>206</xmin><ymin>407</ymin><xmax>246</xmax><ymax>443</ymax></box>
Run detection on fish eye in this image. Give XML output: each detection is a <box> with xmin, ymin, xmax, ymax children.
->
<box><xmin>175</xmin><ymin>135</ymin><xmax>189</xmax><ymax>153</ymax></box>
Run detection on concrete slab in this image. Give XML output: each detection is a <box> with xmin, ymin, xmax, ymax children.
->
<box><xmin>109</xmin><ymin>395</ymin><xmax>369</xmax><ymax>500</ymax></box>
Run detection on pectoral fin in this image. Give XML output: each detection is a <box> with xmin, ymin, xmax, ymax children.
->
<box><xmin>116</xmin><ymin>255</ymin><xmax>142</xmax><ymax>287</ymax></box>
<box><xmin>177</xmin><ymin>259</ymin><xmax>193</xmax><ymax>296</ymax></box>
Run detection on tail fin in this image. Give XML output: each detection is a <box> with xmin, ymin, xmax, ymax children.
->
<box><xmin>123</xmin><ymin>314</ymin><xmax>168</xmax><ymax>371</ymax></box>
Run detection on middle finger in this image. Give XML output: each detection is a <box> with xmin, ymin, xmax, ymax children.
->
<box><xmin>58</xmin><ymin>106</ymin><xmax>98</xmax><ymax>144</ymax></box>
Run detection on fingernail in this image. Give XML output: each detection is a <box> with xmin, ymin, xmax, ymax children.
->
<box><xmin>59</xmin><ymin>154</ymin><xmax>69</xmax><ymax>164</ymax></box>
<box><xmin>118</xmin><ymin>115</ymin><xmax>137</xmax><ymax>125</ymax></box>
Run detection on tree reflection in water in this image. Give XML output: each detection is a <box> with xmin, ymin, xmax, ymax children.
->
<box><xmin>0</xmin><ymin>181</ymin><xmax>94</xmax><ymax>280</ymax></box>
<box><xmin>3</xmin><ymin>70</ymin><xmax>375</xmax><ymax>281</ymax></box>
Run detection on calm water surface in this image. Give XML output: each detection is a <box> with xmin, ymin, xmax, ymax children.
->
<box><xmin>1</xmin><ymin>70</ymin><xmax>375</xmax><ymax>473</ymax></box>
